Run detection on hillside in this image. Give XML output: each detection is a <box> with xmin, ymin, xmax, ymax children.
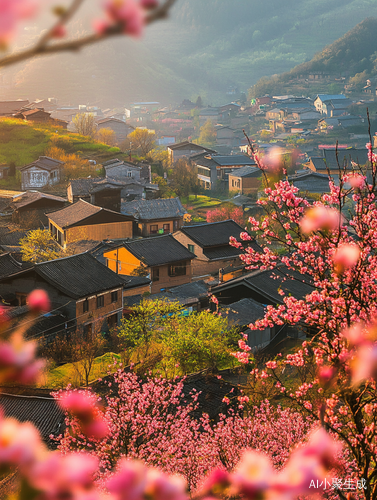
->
<box><xmin>249</xmin><ymin>17</ymin><xmax>377</xmax><ymax>98</ymax></box>
<box><xmin>1</xmin><ymin>1</ymin><xmax>377</xmax><ymax>105</ymax></box>
<box><xmin>0</xmin><ymin>118</ymin><xmax>121</xmax><ymax>167</ymax></box>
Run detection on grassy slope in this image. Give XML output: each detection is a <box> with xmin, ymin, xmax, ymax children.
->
<box><xmin>0</xmin><ymin>118</ymin><xmax>122</xmax><ymax>167</ymax></box>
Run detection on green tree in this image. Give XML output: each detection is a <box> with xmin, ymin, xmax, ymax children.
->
<box><xmin>72</xmin><ymin>113</ymin><xmax>97</xmax><ymax>138</ymax></box>
<box><xmin>198</xmin><ymin>119</ymin><xmax>216</xmax><ymax>146</ymax></box>
<box><xmin>118</xmin><ymin>299</ymin><xmax>181</xmax><ymax>360</ymax></box>
<box><xmin>128</xmin><ymin>128</ymin><xmax>156</xmax><ymax>157</ymax></box>
<box><xmin>20</xmin><ymin>229</ymin><xmax>62</xmax><ymax>263</ymax></box>
<box><xmin>161</xmin><ymin>311</ymin><xmax>238</xmax><ymax>375</ymax></box>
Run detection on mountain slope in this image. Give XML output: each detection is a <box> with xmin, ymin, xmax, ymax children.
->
<box><xmin>248</xmin><ymin>17</ymin><xmax>377</xmax><ymax>98</ymax></box>
<box><xmin>1</xmin><ymin>1</ymin><xmax>377</xmax><ymax>105</ymax></box>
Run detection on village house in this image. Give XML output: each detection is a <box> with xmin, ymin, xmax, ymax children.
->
<box><xmin>20</xmin><ymin>156</ymin><xmax>64</xmax><ymax>191</ymax></box>
<box><xmin>10</xmin><ymin>191</ymin><xmax>67</xmax><ymax>228</ymax></box>
<box><xmin>96</xmin><ymin>118</ymin><xmax>134</xmax><ymax>144</ymax></box>
<box><xmin>103</xmin><ymin>234</ymin><xmax>196</xmax><ymax>294</ymax></box>
<box><xmin>216</xmin><ymin>126</ymin><xmax>244</xmax><ymax>147</ymax></box>
<box><xmin>288</xmin><ymin>170</ymin><xmax>331</xmax><ymax>195</ymax></box>
<box><xmin>173</xmin><ymin>220</ymin><xmax>260</xmax><ymax>277</ymax></box>
<box><xmin>0</xmin><ymin>100</ymin><xmax>29</xmax><ymax>117</ymax></box>
<box><xmin>192</xmin><ymin>153</ymin><xmax>257</xmax><ymax>190</ymax></box>
<box><xmin>121</xmin><ymin>198</ymin><xmax>186</xmax><ymax>236</ymax></box>
<box><xmin>228</xmin><ymin>166</ymin><xmax>261</xmax><ymax>195</ymax></box>
<box><xmin>67</xmin><ymin>177</ymin><xmax>123</xmax><ymax>212</ymax></box>
<box><xmin>47</xmin><ymin>199</ymin><xmax>135</xmax><ymax>248</ymax></box>
<box><xmin>167</xmin><ymin>141</ymin><xmax>217</xmax><ymax>163</ymax></box>
<box><xmin>314</xmin><ymin>94</ymin><xmax>350</xmax><ymax>115</ymax></box>
<box><xmin>14</xmin><ymin>108</ymin><xmax>68</xmax><ymax>128</ymax></box>
<box><xmin>211</xmin><ymin>265</ymin><xmax>315</xmax><ymax>347</ymax></box>
<box><xmin>223</xmin><ymin>297</ymin><xmax>270</xmax><ymax>351</ymax></box>
<box><xmin>0</xmin><ymin>252</ymin><xmax>125</xmax><ymax>333</ymax></box>
<box><xmin>306</xmin><ymin>148</ymin><xmax>371</xmax><ymax>184</ymax></box>
<box><xmin>147</xmin><ymin>280</ymin><xmax>211</xmax><ymax>313</ymax></box>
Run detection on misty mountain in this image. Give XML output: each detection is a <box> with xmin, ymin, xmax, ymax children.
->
<box><xmin>1</xmin><ymin>0</ymin><xmax>377</xmax><ymax>106</ymax></box>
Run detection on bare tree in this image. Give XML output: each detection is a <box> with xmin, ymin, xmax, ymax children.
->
<box><xmin>70</xmin><ymin>326</ymin><xmax>106</xmax><ymax>387</ymax></box>
<box><xmin>72</xmin><ymin>113</ymin><xmax>97</xmax><ymax>138</ymax></box>
<box><xmin>128</xmin><ymin>129</ymin><xmax>156</xmax><ymax>157</ymax></box>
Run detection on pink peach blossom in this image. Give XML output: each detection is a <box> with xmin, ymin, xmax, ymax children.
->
<box><xmin>332</xmin><ymin>243</ymin><xmax>361</xmax><ymax>275</ymax></box>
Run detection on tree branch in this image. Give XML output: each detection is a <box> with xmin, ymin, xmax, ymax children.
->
<box><xmin>0</xmin><ymin>0</ymin><xmax>177</xmax><ymax>70</ymax></box>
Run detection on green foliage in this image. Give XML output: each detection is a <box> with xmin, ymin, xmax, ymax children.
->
<box><xmin>20</xmin><ymin>229</ymin><xmax>62</xmax><ymax>263</ymax></box>
<box><xmin>161</xmin><ymin>311</ymin><xmax>238</xmax><ymax>375</ymax></box>
<box><xmin>249</xmin><ymin>17</ymin><xmax>377</xmax><ymax>99</ymax></box>
<box><xmin>118</xmin><ymin>299</ymin><xmax>182</xmax><ymax>353</ymax></box>
<box><xmin>118</xmin><ymin>299</ymin><xmax>238</xmax><ymax>376</ymax></box>
<box><xmin>170</xmin><ymin>159</ymin><xmax>200</xmax><ymax>198</ymax></box>
<box><xmin>198</xmin><ymin>119</ymin><xmax>216</xmax><ymax>146</ymax></box>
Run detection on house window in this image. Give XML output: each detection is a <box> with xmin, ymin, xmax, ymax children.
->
<box><xmin>127</xmin><ymin>171</ymin><xmax>132</xmax><ymax>177</ymax></box>
<box><xmin>150</xmin><ymin>225</ymin><xmax>158</xmax><ymax>234</ymax></box>
<box><xmin>97</xmin><ymin>295</ymin><xmax>104</xmax><ymax>308</ymax></box>
<box><xmin>169</xmin><ymin>261</ymin><xmax>187</xmax><ymax>277</ymax></box>
<box><xmin>152</xmin><ymin>268</ymin><xmax>159</xmax><ymax>282</ymax></box>
<box><xmin>111</xmin><ymin>291</ymin><xmax>118</xmax><ymax>303</ymax></box>
<box><xmin>83</xmin><ymin>299</ymin><xmax>89</xmax><ymax>313</ymax></box>
<box><xmin>188</xmin><ymin>244</ymin><xmax>195</xmax><ymax>253</ymax></box>
<box><xmin>163</xmin><ymin>223</ymin><xmax>170</xmax><ymax>234</ymax></box>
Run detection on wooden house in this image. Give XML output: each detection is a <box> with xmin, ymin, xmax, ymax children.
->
<box><xmin>67</xmin><ymin>177</ymin><xmax>123</xmax><ymax>212</ymax></box>
<box><xmin>47</xmin><ymin>199</ymin><xmax>135</xmax><ymax>248</ymax></box>
<box><xmin>167</xmin><ymin>142</ymin><xmax>217</xmax><ymax>163</ymax></box>
<box><xmin>288</xmin><ymin>170</ymin><xmax>330</xmax><ymax>195</ymax></box>
<box><xmin>20</xmin><ymin>156</ymin><xmax>64</xmax><ymax>191</ymax></box>
<box><xmin>192</xmin><ymin>153</ymin><xmax>257</xmax><ymax>190</ymax></box>
<box><xmin>173</xmin><ymin>220</ymin><xmax>260</xmax><ymax>277</ymax></box>
<box><xmin>0</xmin><ymin>100</ymin><xmax>29</xmax><ymax>116</ymax></box>
<box><xmin>228</xmin><ymin>166</ymin><xmax>261</xmax><ymax>195</ymax></box>
<box><xmin>103</xmin><ymin>234</ymin><xmax>196</xmax><ymax>293</ymax></box>
<box><xmin>0</xmin><ymin>252</ymin><xmax>125</xmax><ymax>333</ymax></box>
<box><xmin>222</xmin><ymin>297</ymin><xmax>270</xmax><ymax>351</ymax></box>
<box><xmin>11</xmin><ymin>191</ymin><xmax>67</xmax><ymax>228</ymax></box>
<box><xmin>121</xmin><ymin>198</ymin><xmax>186</xmax><ymax>236</ymax></box>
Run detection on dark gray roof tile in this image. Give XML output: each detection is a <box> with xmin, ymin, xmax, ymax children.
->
<box><xmin>121</xmin><ymin>198</ymin><xmax>186</xmax><ymax>221</ymax></box>
<box><xmin>122</xmin><ymin>235</ymin><xmax>196</xmax><ymax>267</ymax></box>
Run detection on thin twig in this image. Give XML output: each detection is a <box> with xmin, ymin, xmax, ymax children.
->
<box><xmin>0</xmin><ymin>0</ymin><xmax>177</xmax><ymax>70</ymax></box>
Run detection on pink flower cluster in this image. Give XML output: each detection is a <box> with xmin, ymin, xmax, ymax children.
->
<box><xmin>94</xmin><ymin>0</ymin><xmax>159</xmax><ymax>37</ymax></box>
<box><xmin>0</xmin><ymin>0</ymin><xmax>37</xmax><ymax>45</ymax></box>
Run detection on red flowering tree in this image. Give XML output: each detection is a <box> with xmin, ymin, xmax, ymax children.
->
<box><xmin>230</xmin><ymin>141</ymin><xmax>377</xmax><ymax>499</ymax></box>
<box><xmin>206</xmin><ymin>204</ymin><xmax>245</xmax><ymax>226</ymax></box>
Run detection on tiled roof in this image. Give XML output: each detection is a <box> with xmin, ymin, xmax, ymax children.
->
<box><xmin>0</xmin><ymin>253</ymin><xmax>32</xmax><ymax>279</ymax></box>
<box><xmin>228</xmin><ymin>165</ymin><xmax>260</xmax><ymax>177</ymax></box>
<box><xmin>225</xmin><ymin>298</ymin><xmax>265</xmax><ymax>326</ymax></box>
<box><xmin>195</xmin><ymin>154</ymin><xmax>256</xmax><ymax>169</ymax></box>
<box><xmin>168</xmin><ymin>141</ymin><xmax>217</xmax><ymax>153</ymax></box>
<box><xmin>323</xmin><ymin>149</ymin><xmax>370</xmax><ymax>170</ymax></box>
<box><xmin>310</xmin><ymin>157</ymin><xmax>327</xmax><ymax>170</ymax></box>
<box><xmin>213</xmin><ymin>265</ymin><xmax>314</xmax><ymax>305</ymax></box>
<box><xmin>179</xmin><ymin>220</ymin><xmax>252</xmax><ymax>248</ymax></box>
<box><xmin>152</xmin><ymin>280</ymin><xmax>209</xmax><ymax>305</ymax></box>
<box><xmin>121</xmin><ymin>198</ymin><xmax>186</xmax><ymax>221</ymax></box>
<box><xmin>47</xmin><ymin>199</ymin><xmax>134</xmax><ymax>229</ymax></box>
<box><xmin>12</xmin><ymin>192</ymin><xmax>66</xmax><ymax>210</ymax></box>
<box><xmin>316</xmin><ymin>94</ymin><xmax>347</xmax><ymax>101</ymax></box>
<box><xmin>0</xmin><ymin>226</ymin><xmax>27</xmax><ymax>246</ymax></box>
<box><xmin>0</xmin><ymin>393</ymin><xmax>64</xmax><ymax>441</ymax></box>
<box><xmin>32</xmin><ymin>252</ymin><xmax>125</xmax><ymax>299</ymax></box>
<box><xmin>203</xmin><ymin>245</ymin><xmax>244</xmax><ymax>260</ymax></box>
<box><xmin>21</xmin><ymin>108</ymin><xmax>50</xmax><ymax>117</ymax></box>
<box><xmin>288</xmin><ymin>170</ymin><xmax>329</xmax><ymax>181</ymax></box>
<box><xmin>122</xmin><ymin>234</ymin><xmax>196</xmax><ymax>267</ymax></box>
<box><xmin>120</xmin><ymin>274</ymin><xmax>151</xmax><ymax>289</ymax></box>
<box><xmin>69</xmin><ymin>177</ymin><xmax>124</xmax><ymax>196</ymax></box>
<box><xmin>20</xmin><ymin>156</ymin><xmax>64</xmax><ymax>172</ymax></box>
